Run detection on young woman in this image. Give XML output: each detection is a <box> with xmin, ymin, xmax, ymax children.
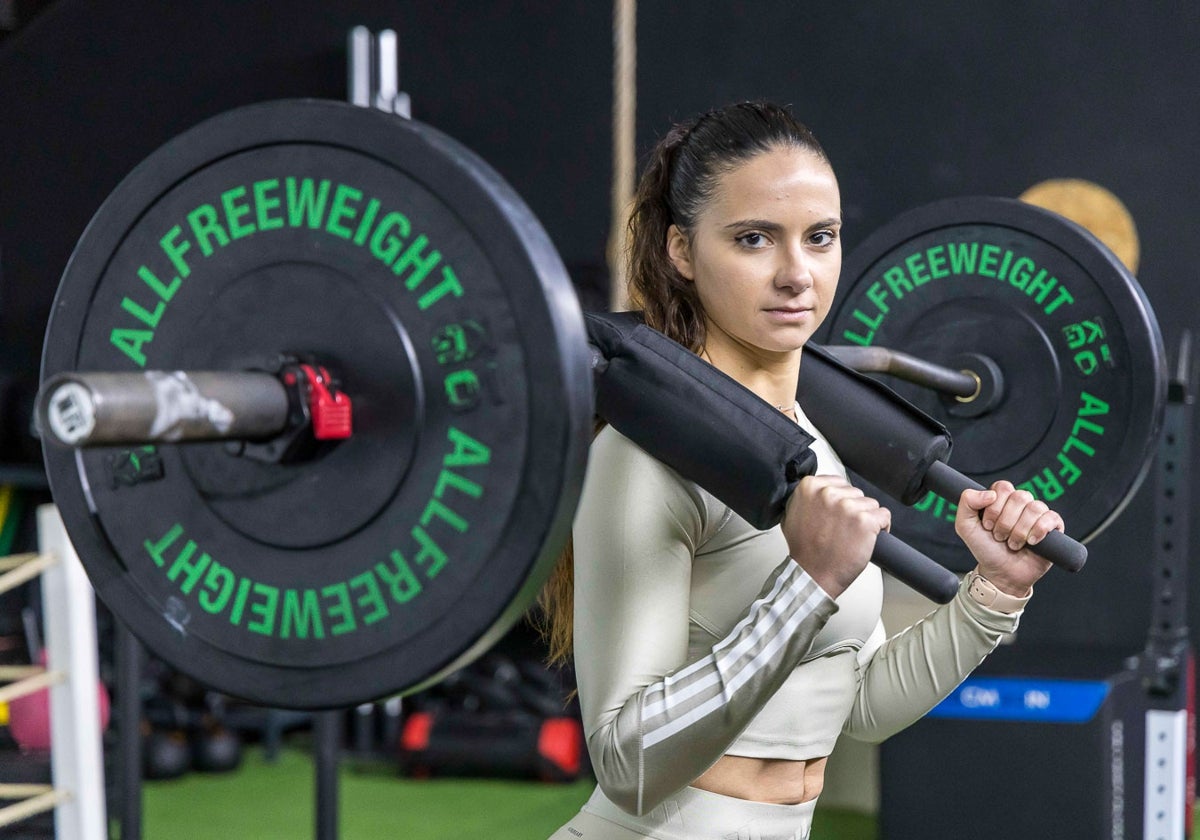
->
<box><xmin>543</xmin><ymin>102</ymin><xmax>1062</xmax><ymax>840</ymax></box>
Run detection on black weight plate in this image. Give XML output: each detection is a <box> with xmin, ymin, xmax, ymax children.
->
<box><xmin>819</xmin><ymin>197</ymin><xmax>1165</xmax><ymax>569</ymax></box>
<box><xmin>41</xmin><ymin>100</ymin><xmax>593</xmax><ymax>708</ymax></box>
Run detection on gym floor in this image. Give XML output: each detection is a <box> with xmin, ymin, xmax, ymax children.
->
<box><xmin>140</xmin><ymin>746</ymin><xmax>878</xmax><ymax>839</ymax></box>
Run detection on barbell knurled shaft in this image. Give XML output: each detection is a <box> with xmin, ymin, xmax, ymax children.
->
<box><xmin>38</xmin><ymin>371</ymin><xmax>291</xmax><ymax>447</ymax></box>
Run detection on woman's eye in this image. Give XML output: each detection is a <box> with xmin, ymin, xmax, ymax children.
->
<box><xmin>810</xmin><ymin>229</ymin><xmax>838</xmax><ymax>247</ymax></box>
<box><xmin>736</xmin><ymin>232</ymin><xmax>768</xmax><ymax>248</ymax></box>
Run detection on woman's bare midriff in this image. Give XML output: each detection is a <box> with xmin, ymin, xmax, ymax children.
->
<box><xmin>691</xmin><ymin>754</ymin><xmax>828</xmax><ymax>805</ymax></box>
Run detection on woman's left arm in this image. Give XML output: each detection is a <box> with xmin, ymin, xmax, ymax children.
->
<box><xmin>841</xmin><ymin>481</ymin><xmax>1062</xmax><ymax>743</ymax></box>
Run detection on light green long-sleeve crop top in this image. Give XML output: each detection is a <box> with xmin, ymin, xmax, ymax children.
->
<box><xmin>571</xmin><ymin>403</ymin><xmax>1025</xmax><ymax>816</ymax></box>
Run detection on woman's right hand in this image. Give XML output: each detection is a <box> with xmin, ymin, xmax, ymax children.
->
<box><xmin>781</xmin><ymin>476</ymin><xmax>890</xmax><ymax>599</ymax></box>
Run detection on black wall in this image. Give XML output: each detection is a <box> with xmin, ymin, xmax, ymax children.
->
<box><xmin>2</xmin><ymin>2</ymin><xmax>1198</xmax><ymax>652</ymax></box>
<box><xmin>0</xmin><ymin>0</ymin><xmax>613</xmax><ymax>377</ymax></box>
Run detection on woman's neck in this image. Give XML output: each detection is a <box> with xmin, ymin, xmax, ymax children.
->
<box><xmin>700</xmin><ymin>323</ymin><xmax>802</xmax><ymax>413</ymax></box>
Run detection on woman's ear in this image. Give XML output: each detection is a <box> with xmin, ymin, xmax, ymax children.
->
<box><xmin>666</xmin><ymin>224</ymin><xmax>695</xmax><ymax>281</ymax></box>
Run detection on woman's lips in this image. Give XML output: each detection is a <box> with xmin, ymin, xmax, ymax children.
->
<box><xmin>764</xmin><ymin>307</ymin><xmax>813</xmax><ymax>322</ymax></box>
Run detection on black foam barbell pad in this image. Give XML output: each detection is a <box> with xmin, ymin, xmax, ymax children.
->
<box><xmin>586</xmin><ymin>311</ymin><xmax>959</xmax><ymax>603</ymax></box>
<box><xmin>799</xmin><ymin>343</ymin><xmax>953</xmax><ymax>505</ymax></box>
<box><xmin>586</xmin><ymin>310</ymin><xmax>817</xmax><ymax>531</ymax></box>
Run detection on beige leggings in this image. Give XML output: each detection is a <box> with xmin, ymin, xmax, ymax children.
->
<box><xmin>548</xmin><ymin>785</ymin><xmax>815</xmax><ymax>840</ymax></box>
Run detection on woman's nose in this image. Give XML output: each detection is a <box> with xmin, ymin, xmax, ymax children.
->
<box><xmin>775</xmin><ymin>245</ymin><xmax>813</xmax><ymax>292</ymax></box>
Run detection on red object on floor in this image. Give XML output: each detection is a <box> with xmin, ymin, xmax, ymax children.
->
<box><xmin>401</xmin><ymin>711</ymin><xmax>434</xmax><ymax>752</ymax></box>
<box><xmin>537</xmin><ymin>717</ymin><xmax>582</xmax><ymax>776</ymax></box>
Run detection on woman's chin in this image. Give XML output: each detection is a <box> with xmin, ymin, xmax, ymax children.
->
<box><xmin>759</xmin><ymin>325</ymin><xmax>814</xmax><ymax>354</ymax></box>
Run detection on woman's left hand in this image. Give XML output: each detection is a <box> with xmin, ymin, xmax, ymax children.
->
<box><xmin>955</xmin><ymin>481</ymin><xmax>1063</xmax><ymax>597</ymax></box>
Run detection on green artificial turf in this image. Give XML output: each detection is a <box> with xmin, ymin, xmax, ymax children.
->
<box><xmin>141</xmin><ymin>747</ymin><xmax>878</xmax><ymax>839</ymax></box>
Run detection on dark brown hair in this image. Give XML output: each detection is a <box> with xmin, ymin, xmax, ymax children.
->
<box><xmin>536</xmin><ymin>102</ymin><xmax>829</xmax><ymax>666</ymax></box>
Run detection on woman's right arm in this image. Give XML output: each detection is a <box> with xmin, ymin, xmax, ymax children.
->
<box><xmin>573</xmin><ymin>430</ymin><xmax>854</xmax><ymax>816</ymax></box>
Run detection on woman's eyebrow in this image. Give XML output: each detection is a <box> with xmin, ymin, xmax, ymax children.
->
<box><xmin>722</xmin><ymin>218</ymin><xmax>783</xmax><ymax>232</ymax></box>
<box><xmin>722</xmin><ymin>217</ymin><xmax>842</xmax><ymax>231</ymax></box>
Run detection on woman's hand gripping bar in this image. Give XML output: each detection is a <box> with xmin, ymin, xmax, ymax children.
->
<box><xmin>924</xmin><ymin>461</ymin><xmax>1087</xmax><ymax>572</ymax></box>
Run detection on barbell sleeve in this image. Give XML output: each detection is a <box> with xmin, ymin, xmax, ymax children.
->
<box><xmin>38</xmin><ymin>371</ymin><xmax>291</xmax><ymax>447</ymax></box>
<box><xmin>822</xmin><ymin>345</ymin><xmax>981</xmax><ymax>399</ymax></box>
<box><xmin>923</xmin><ymin>459</ymin><xmax>1088</xmax><ymax>572</ymax></box>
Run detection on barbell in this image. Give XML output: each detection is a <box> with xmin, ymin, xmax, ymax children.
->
<box><xmin>35</xmin><ymin>100</ymin><xmax>1165</xmax><ymax>709</ymax></box>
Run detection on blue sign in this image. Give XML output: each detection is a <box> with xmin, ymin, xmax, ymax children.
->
<box><xmin>926</xmin><ymin>677</ymin><xmax>1110</xmax><ymax>723</ymax></box>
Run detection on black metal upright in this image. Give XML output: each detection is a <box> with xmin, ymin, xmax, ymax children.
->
<box><xmin>114</xmin><ymin>622</ymin><xmax>143</xmax><ymax>840</ymax></box>
<box><xmin>1141</xmin><ymin>331</ymin><xmax>1193</xmax><ymax>698</ymax></box>
<box><xmin>1134</xmin><ymin>330</ymin><xmax>1195</xmax><ymax>839</ymax></box>
<box><xmin>314</xmin><ymin>710</ymin><xmax>341</xmax><ymax>839</ymax></box>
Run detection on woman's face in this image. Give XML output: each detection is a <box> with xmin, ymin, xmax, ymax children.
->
<box><xmin>667</xmin><ymin>146</ymin><xmax>842</xmax><ymax>360</ymax></box>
